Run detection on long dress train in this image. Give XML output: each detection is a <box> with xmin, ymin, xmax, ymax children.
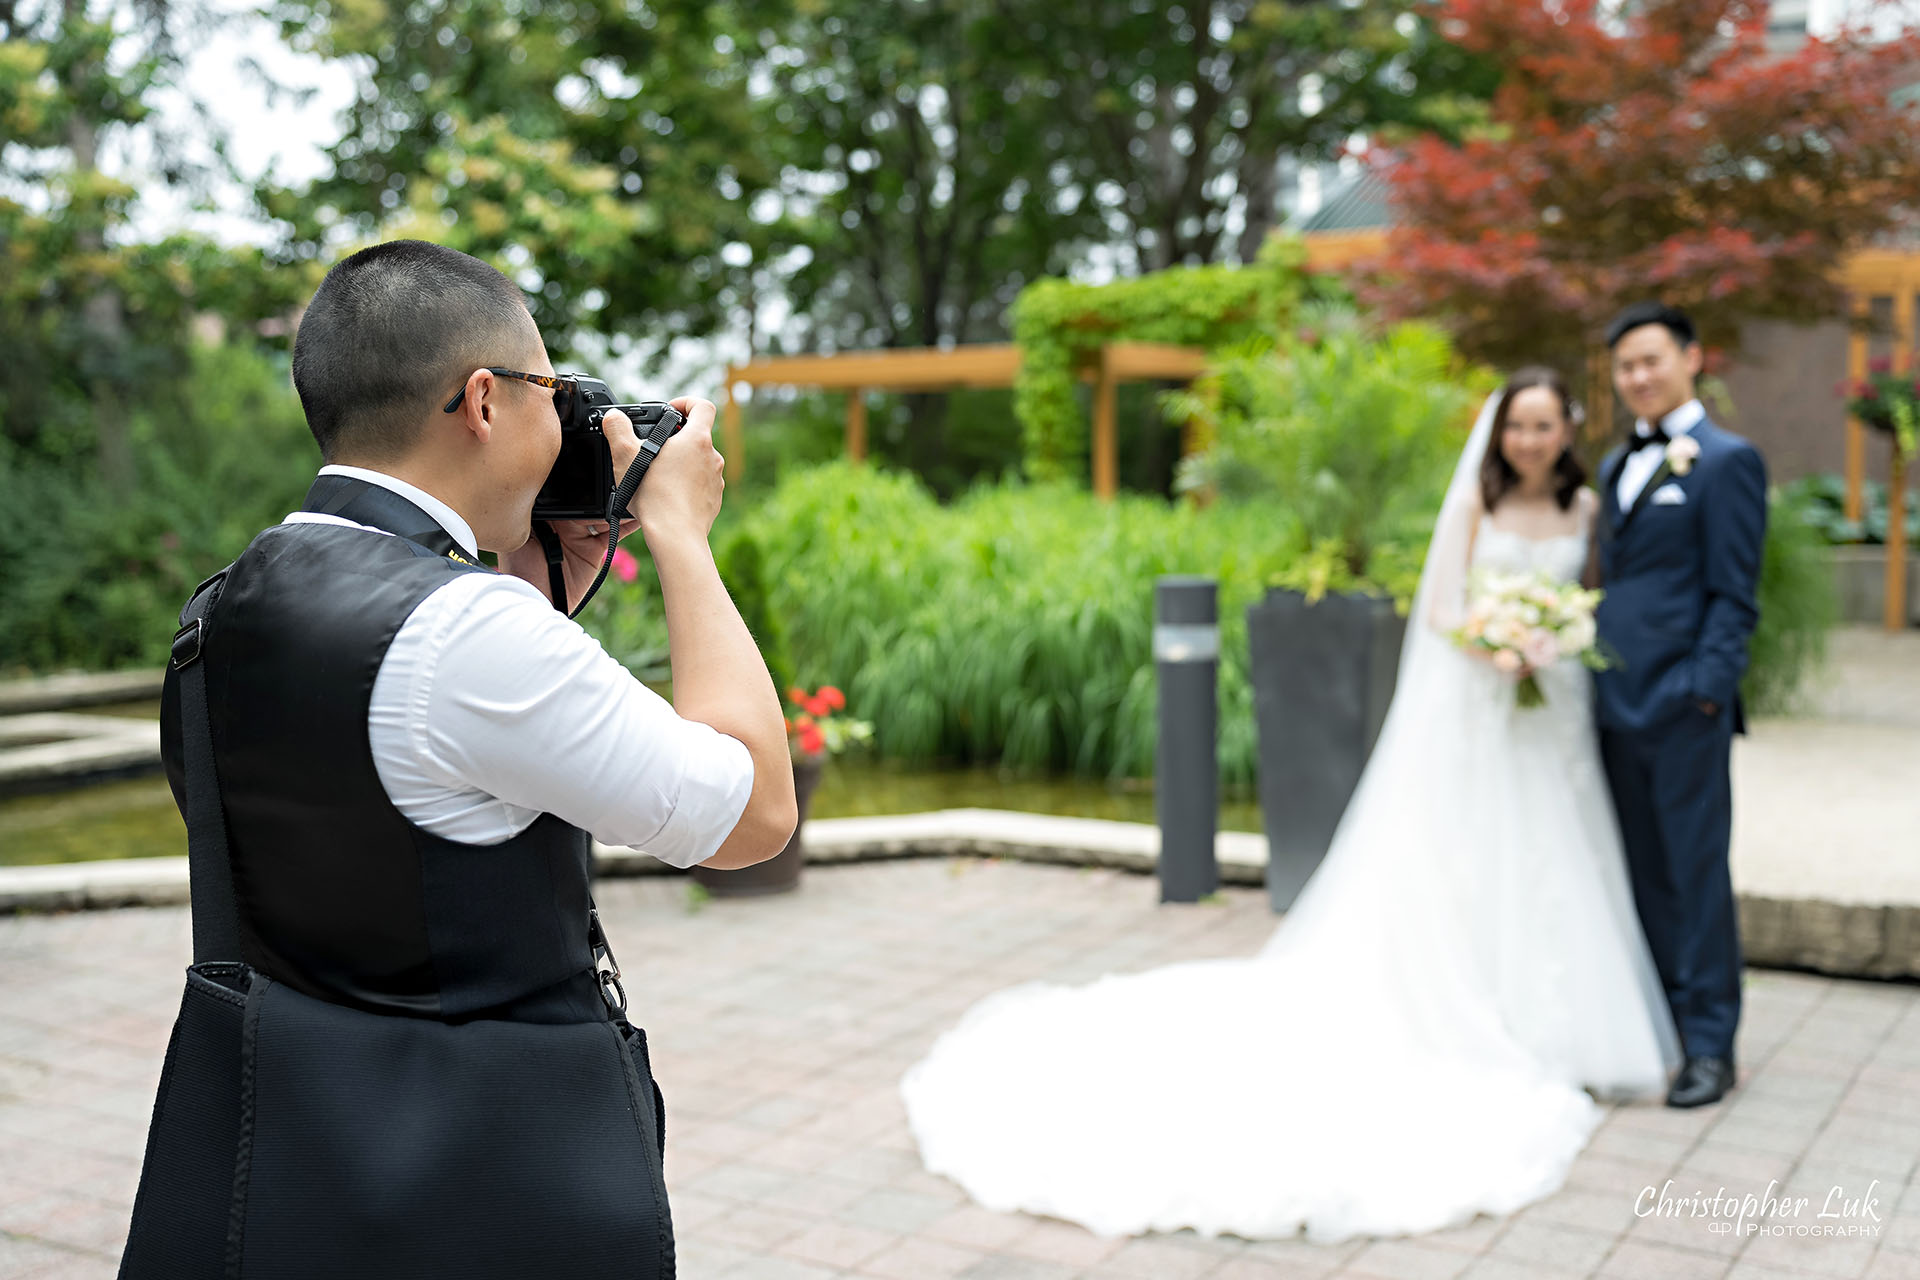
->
<box><xmin>900</xmin><ymin>421</ymin><xmax>1682</xmax><ymax>1243</ymax></box>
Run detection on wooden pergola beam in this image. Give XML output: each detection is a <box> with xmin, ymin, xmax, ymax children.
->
<box><xmin>720</xmin><ymin>340</ymin><xmax>1211</xmax><ymax>499</ymax></box>
<box><xmin>730</xmin><ymin>345</ymin><xmax>1023</xmax><ymax>391</ymax></box>
<box><xmin>1100</xmin><ymin>342</ymin><xmax>1211</xmax><ymax>381</ymax></box>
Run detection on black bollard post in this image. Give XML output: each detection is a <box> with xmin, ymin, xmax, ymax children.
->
<box><xmin>1155</xmin><ymin>576</ymin><xmax>1219</xmax><ymax>903</ymax></box>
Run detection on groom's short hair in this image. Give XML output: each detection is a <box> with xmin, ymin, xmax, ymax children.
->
<box><xmin>1605</xmin><ymin>302</ymin><xmax>1697</xmax><ymax>351</ymax></box>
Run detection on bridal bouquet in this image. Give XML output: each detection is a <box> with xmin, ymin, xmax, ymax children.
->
<box><xmin>1452</xmin><ymin>571</ymin><xmax>1609</xmax><ymax>708</ymax></box>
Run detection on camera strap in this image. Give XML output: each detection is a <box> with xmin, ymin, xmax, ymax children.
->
<box><xmin>540</xmin><ymin>411</ymin><xmax>681</xmax><ymax>620</ymax></box>
<box><xmin>530</xmin><ymin>520</ymin><xmax>569</xmax><ymax>612</ymax></box>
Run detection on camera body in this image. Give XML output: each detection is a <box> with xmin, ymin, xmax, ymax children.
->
<box><xmin>532</xmin><ymin>375</ymin><xmax>685</xmax><ymax>520</ymax></box>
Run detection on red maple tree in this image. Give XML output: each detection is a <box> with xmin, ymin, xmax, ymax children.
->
<box><xmin>1366</xmin><ymin>0</ymin><xmax>1920</xmax><ymax>379</ymax></box>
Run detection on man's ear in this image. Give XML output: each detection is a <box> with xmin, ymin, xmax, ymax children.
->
<box><xmin>1684</xmin><ymin>342</ymin><xmax>1705</xmax><ymax>381</ymax></box>
<box><xmin>453</xmin><ymin>368</ymin><xmax>496</xmax><ymax>445</ymax></box>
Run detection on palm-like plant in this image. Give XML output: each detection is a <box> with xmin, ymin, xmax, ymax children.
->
<box><xmin>1171</xmin><ymin>306</ymin><xmax>1489</xmax><ymax>580</ymax></box>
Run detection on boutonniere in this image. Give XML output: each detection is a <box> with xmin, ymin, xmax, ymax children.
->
<box><xmin>1665</xmin><ymin>436</ymin><xmax>1701</xmax><ymax>477</ymax></box>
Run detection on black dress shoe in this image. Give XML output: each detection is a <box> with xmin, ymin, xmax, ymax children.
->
<box><xmin>1666</xmin><ymin>1056</ymin><xmax>1736</xmax><ymax>1108</ymax></box>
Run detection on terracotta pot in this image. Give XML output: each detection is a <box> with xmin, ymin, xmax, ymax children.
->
<box><xmin>689</xmin><ymin>753</ymin><xmax>825</xmax><ymax>897</ymax></box>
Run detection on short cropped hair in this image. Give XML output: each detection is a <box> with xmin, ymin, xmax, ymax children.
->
<box><xmin>1604</xmin><ymin>301</ymin><xmax>1698</xmax><ymax>351</ymax></box>
<box><xmin>292</xmin><ymin>240</ymin><xmax>536</xmax><ymax>461</ymax></box>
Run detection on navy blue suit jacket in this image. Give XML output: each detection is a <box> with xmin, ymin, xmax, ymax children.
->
<box><xmin>1594</xmin><ymin>418</ymin><xmax>1768</xmax><ymax>736</ymax></box>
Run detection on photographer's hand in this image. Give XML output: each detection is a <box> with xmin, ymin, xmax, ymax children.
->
<box><xmin>630</xmin><ymin>397</ymin><xmax>725</xmax><ymax>541</ymax></box>
<box><xmin>499</xmin><ymin>409</ymin><xmax>641</xmax><ymax>613</ymax></box>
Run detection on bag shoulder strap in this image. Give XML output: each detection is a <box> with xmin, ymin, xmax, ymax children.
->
<box><xmin>171</xmin><ymin>569</ymin><xmax>243</xmax><ymax>965</ymax></box>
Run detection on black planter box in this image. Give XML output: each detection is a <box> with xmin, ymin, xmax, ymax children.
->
<box><xmin>1246</xmin><ymin>588</ymin><xmax>1405</xmax><ymax>911</ymax></box>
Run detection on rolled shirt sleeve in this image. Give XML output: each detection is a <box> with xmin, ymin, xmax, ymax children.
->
<box><xmin>369</xmin><ymin>570</ymin><xmax>755</xmax><ymax>869</ymax></box>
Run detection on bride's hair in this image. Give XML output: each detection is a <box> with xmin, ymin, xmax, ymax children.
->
<box><xmin>1480</xmin><ymin>366</ymin><xmax>1587</xmax><ymax>512</ymax></box>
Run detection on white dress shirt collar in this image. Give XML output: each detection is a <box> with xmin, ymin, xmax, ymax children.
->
<box><xmin>315</xmin><ymin>464</ymin><xmax>480</xmax><ymax>559</ymax></box>
<box><xmin>1634</xmin><ymin>398</ymin><xmax>1705</xmax><ymax>440</ymax></box>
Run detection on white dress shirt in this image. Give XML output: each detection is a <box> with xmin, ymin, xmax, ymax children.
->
<box><xmin>280</xmin><ymin>465</ymin><xmax>754</xmax><ymax>869</ymax></box>
<box><xmin>1616</xmin><ymin>398</ymin><xmax>1705</xmax><ymax>512</ymax></box>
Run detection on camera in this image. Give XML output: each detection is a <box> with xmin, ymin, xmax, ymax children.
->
<box><xmin>531</xmin><ymin>375</ymin><xmax>686</xmax><ymax>521</ymax></box>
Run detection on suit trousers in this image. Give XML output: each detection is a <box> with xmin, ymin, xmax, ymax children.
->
<box><xmin>1599</xmin><ymin>706</ymin><xmax>1742</xmax><ymax>1062</ymax></box>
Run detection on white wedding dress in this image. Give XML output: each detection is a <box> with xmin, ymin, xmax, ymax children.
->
<box><xmin>901</xmin><ymin>400</ymin><xmax>1682</xmax><ymax>1243</ymax></box>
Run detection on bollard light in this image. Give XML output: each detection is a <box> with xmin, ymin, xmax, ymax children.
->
<box><xmin>1154</xmin><ymin>577</ymin><xmax>1219</xmax><ymax>904</ymax></box>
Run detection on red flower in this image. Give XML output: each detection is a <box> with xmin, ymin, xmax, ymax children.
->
<box><xmin>818</xmin><ymin>686</ymin><xmax>846</xmax><ymax>711</ymax></box>
<box><xmin>791</xmin><ymin>712</ymin><xmax>814</xmax><ymax>729</ymax></box>
<box><xmin>798</xmin><ymin>724</ymin><xmax>826</xmax><ymax>755</ymax></box>
<box><xmin>801</xmin><ymin>694</ymin><xmax>829</xmax><ymax>717</ymax></box>
<box><xmin>1869</xmin><ymin>354</ymin><xmax>1893</xmax><ymax>375</ymax></box>
<box><xmin>786</xmin><ymin>686</ymin><xmax>807</xmax><ymax>705</ymax></box>
<box><xmin>611</xmin><ymin>547</ymin><xmax>639</xmax><ymax>584</ymax></box>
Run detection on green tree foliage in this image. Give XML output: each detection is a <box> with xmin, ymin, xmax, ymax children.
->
<box><xmin>266</xmin><ymin>0</ymin><xmax>1495</xmax><ymax>375</ymax></box>
<box><xmin>1374</xmin><ymin>0</ymin><xmax>1920</xmax><ymax>374</ymax></box>
<box><xmin>0</xmin><ymin>342</ymin><xmax>319</xmax><ymax>672</ymax></box>
<box><xmin>738</xmin><ymin>5</ymin><xmax>1107</xmax><ymax>354</ymax></box>
<box><xmin>0</xmin><ymin>0</ymin><xmax>311</xmax><ymax>476</ymax></box>
<box><xmin>259</xmin><ymin>0</ymin><xmax>772</xmax><ymax>353</ymax></box>
<box><xmin>996</xmin><ymin>0</ymin><xmax>1497</xmax><ymax>271</ymax></box>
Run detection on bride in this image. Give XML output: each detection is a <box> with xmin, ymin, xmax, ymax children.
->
<box><xmin>900</xmin><ymin>368</ymin><xmax>1683</xmax><ymax>1243</ymax></box>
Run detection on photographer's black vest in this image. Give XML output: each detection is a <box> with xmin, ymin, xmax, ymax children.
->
<box><xmin>133</xmin><ymin>475</ymin><xmax>676</xmax><ymax>1280</ymax></box>
<box><xmin>159</xmin><ymin>474</ymin><xmax>605</xmax><ymax>1023</ymax></box>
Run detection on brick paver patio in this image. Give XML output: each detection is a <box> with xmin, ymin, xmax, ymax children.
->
<box><xmin>1</xmin><ymin>858</ymin><xmax>1916</xmax><ymax>1279</ymax></box>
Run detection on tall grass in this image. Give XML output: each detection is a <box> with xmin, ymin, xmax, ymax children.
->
<box><xmin>678</xmin><ymin>462</ymin><xmax>1319</xmax><ymax>785</ymax></box>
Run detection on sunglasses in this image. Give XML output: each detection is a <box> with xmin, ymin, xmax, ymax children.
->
<box><xmin>442</xmin><ymin>368</ymin><xmax>577</xmax><ymax>419</ymax></box>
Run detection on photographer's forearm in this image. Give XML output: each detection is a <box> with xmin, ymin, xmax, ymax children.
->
<box><xmin>648</xmin><ymin>531</ymin><xmax>797</xmax><ymax>866</ymax></box>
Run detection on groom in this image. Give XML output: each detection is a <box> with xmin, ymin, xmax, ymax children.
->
<box><xmin>1594</xmin><ymin>302</ymin><xmax>1767</xmax><ymax>1110</ymax></box>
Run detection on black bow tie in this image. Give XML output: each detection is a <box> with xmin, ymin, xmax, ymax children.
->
<box><xmin>1626</xmin><ymin>428</ymin><xmax>1671</xmax><ymax>454</ymax></box>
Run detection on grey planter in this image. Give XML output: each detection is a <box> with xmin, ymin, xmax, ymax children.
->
<box><xmin>1246</xmin><ymin>588</ymin><xmax>1405</xmax><ymax>911</ymax></box>
<box><xmin>1830</xmin><ymin>545</ymin><xmax>1920</xmax><ymax>626</ymax></box>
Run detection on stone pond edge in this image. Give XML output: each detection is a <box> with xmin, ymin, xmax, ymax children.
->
<box><xmin>0</xmin><ymin>807</ymin><xmax>1911</xmax><ymax>982</ymax></box>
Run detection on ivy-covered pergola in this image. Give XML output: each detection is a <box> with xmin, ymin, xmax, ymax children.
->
<box><xmin>717</xmin><ymin>238</ymin><xmax>1314</xmax><ymax>499</ymax></box>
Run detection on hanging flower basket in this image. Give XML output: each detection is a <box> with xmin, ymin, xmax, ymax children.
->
<box><xmin>1842</xmin><ymin>355</ymin><xmax>1919</xmax><ymax>457</ymax></box>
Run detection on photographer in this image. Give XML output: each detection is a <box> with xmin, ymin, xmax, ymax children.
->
<box><xmin>122</xmin><ymin>239</ymin><xmax>794</xmax><ymax>1278</ymax></box>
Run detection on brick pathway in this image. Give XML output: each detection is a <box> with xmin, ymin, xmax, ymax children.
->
<box><xmin>1</xmin><ymin>859</ymin><xmax>1916</xmax><ymax>1279</ymax></box>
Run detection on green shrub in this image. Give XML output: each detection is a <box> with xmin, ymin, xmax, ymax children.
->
<box><xmin>1776</xmin><ymin>471</ymin><xmax>1919</xmax><ymax>547</ymax></box>
<box><xmin>1747</xmin><ymin>488</ymin><xmax>1839</xmax><ymax>716</ymax></box>
<box><xmin>0</xmin><ymin>343</ymin><xmax>318</xmax><ymax>673</ymax></box>
<box><xmin>716</xmin><ymin>528</ymin><xmax>795</xmax><ymax>696</ymax></box>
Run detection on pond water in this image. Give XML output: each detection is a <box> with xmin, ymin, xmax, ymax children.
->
<box><xmin>0</xmin><ymin>754</ymin><xmax>1263</xmax><ymax>868</ymax></box>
